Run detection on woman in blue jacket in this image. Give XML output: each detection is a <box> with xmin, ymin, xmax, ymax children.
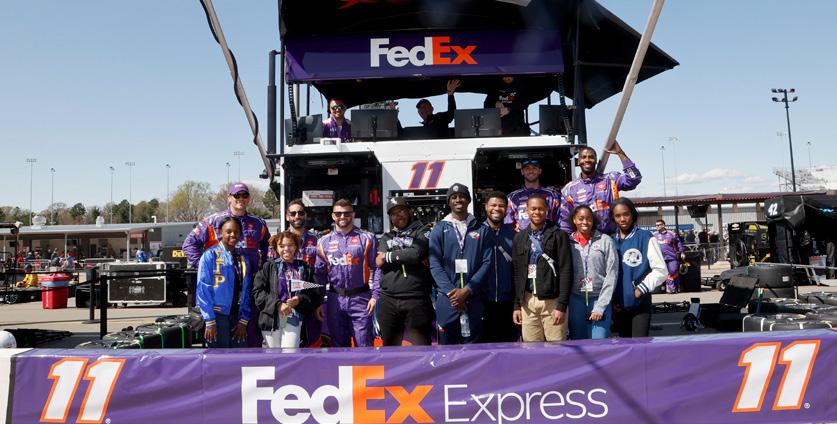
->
<box><xmin>197</xmin><ymin>216</ymin><xmax>252</xmax><ymax>348</ymax></box>
<box><xmin>609</xmin><ymin>198</ymin><xmax>668</xmax><ymax>337</ymax></box>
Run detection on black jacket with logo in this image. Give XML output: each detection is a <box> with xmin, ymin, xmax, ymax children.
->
<box><xmin>376</xmin><ymin>220</ymin><xmax>434</xmax><ymax>298</ymax></box>
<box><xmin>512</xmin><ymin>222</ymin><xmax>573</xmax><ymax>311</ymax></box>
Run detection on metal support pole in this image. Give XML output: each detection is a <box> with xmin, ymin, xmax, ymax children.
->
<box><xmin>279</xmin><ymin>44</ymin><xmax>286</xmax><ymax>155</ymax></box>
<box><xmin>268</xmin><ymin>49</ymin><xmax>277</xmax><ymax>155</ymax></box>
<box><xmin>99</xmin><ymin>273</ymin><xmax>108</xmax><ymax>339</ymax></box>
<box><xmin>783</xmin><ymin>93</ymin><xmax>798</xmax><ymax>192</ymax></box>
<box><xmin>83</xmin><ymin>268</ymin><xmax>99</xmax><ymax>324</ymax></box>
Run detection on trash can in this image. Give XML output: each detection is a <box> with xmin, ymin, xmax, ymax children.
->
<box><xmin>680</xmin><ymin>251</ymin><xmax>703</xmax><ymax>292</ymax></box>
<box><xmin>41</xmin><ymin>273</ymin><xmax>71</xmax><ymax>309</ymax></box>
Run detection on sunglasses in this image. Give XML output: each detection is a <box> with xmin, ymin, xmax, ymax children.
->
<box><xmin>288</xmin><ymin>210</ymin><xmax>306</xmax><ymax>217</ymax></box>
<box><xmin>333</xmin><ymin>211</ymin><xmax>353</xmax><ymax>217</ymax></box>
<box><xmin>330</xmin><ymin>105</ymin><xmax>346</xmax><ymax>111</ymax></box>
<box><xmin>232</xmin><ymin>193</ymin><xmax>250</xmax><ymax>199</ymax></box>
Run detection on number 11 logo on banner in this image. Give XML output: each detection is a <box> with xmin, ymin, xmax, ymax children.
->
<box><xmin>733</xmin><ymin>340</ymin><xmax>820</xmax><ymax>413</ymax></box>
<box><xmin>408</xmin><ymin>161</ymin><xmax>446</xmax><ymax>189</ymax></box>
<box><xmin>40</xmin><ymin>358</ymin><xmax>125</xmax><ymax>423</ymax></box>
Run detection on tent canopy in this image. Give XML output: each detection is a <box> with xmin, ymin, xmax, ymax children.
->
<box><xmin>278</xmin><ymin>0</ymin><xmax>679</xmax><ymax>108</ymax></box>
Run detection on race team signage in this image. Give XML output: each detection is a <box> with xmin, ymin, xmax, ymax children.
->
<box><xmin>4</xmin><ymin>330</ymin><xmax>835</xmax><ymax>423</ymax></box>
<box><xmin>285</xmin><ymin>31</ymin><xmax>564</xmax><ymax>82</ymax></box>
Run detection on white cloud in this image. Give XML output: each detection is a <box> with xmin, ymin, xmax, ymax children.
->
<box><xmin>673</xmin><ymin>168</ymin><xmax>745</xmax><ymax>185</ymax></box>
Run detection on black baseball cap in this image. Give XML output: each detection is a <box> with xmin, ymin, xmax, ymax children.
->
<box><xmin>415</xmin><ymin>99</ymin><xmax>431</xmax><ymax>109</ymax></box>
<box><xmin>387</xmin><ymin>197</ymin><xmax>411</xmax><ymax>214</ymax></box>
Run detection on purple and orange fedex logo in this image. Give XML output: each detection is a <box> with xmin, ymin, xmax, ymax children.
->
<box><xmin>370</xmin><ymin>36</ymin><xmax>477</xmax><ymax>68</ymax></box>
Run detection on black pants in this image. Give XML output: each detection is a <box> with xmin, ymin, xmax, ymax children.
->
<box><xmin>481</xmin><ymin>300</ymin><xmax>519</xmax><ymax>343</ymax></box>
<box><xmin>377</xmin><ymin>295</ymin><xmax>434</xmax><ymax>346</ymax></box>
<box><xmin>612</xmin><ymin>296</ymin><xmax>653</xmax><ymax>338</ymax></box>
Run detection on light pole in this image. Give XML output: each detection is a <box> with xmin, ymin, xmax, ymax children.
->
<box><xmin>660</xmin><ymin>145</ymin><xmax>667</xmax><ymax>197</ymax></box>
<box><xmin>233</xmin><ymin>151</ymin><xmax>244</xmax><ymax>181</ymax></box>
<box><xmin>776</xmin><ymin>131</ymin><xmax>789</xmax><ymax>174</ymax></box>
<box><xmin>806</xmin><ymin>141</ymin><xmax>813</xmax><ymax>170</ymax></box>
<box><xmin>125</xmin><ymin>161</ymin><xmax>135</xmax><ymax>223</ymax></box>
<box><xmin>26</xmin><ymin>158</ymin><xmax>37</xmax><ymax>226</ymax></box>
<box><xmin>50</xmin><ymin>167</ymin><xmax>55</xmax><ymax>224</ymax></box>
<box><xmin>667</xmin><ymin>137</ymin><xmax>679</xmax><ymax>196</ymax></box>
<box><xmin>226</xmin><ymin>162</ymin><xmax>231</xmax><ymax>185</ymax></box>
<box><xmin>109</xmin><ymin>166</ymin><xmax>115</xmax><ymax>224</ymax></box>
<box><xmin>165</xmin><ymin>164</ymin><xmax>171</xmax><ymax>223</ymax></box>
<box><xmin>771</xmin><ymin>88</ymin><xmax>798</xmax><ymax>192</ymax></box>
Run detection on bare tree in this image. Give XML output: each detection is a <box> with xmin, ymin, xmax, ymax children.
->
<box><xmin>169</xmin><ymin>181</ymin><xmax>212</xmax><ymax>222</ymax></box>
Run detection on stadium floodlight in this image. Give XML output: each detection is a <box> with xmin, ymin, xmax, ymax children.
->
<box><xmin>771</xmin><ymin>88</ymin><xmax>798</xmax><ymax>192</ymax></box>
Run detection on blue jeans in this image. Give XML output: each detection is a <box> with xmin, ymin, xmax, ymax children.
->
<box><xmin>207</xmin><ymin>313</ymin><xmax>247</xmax><ymax>348</ymax></box>
<box><xmin>568</xmin><ymin>293</ymin><xmax>612</xmax><ymax>340</ymax></box>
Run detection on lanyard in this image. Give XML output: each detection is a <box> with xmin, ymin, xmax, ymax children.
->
<box><xmin>573</xmin><ymin>232</ymin><xmax>594</xmax><ymax>305</ymax></box>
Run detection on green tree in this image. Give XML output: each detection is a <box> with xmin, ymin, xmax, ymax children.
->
<box><xmin>169</xmin><ymin>181</ymin><xmax>212</xmax><ymax>222</ymax></box>
<box><xmin>112</xmin><ymin>200</ymin><xmax>131</xmax><ymax>223</ymax></box>
<box><xmin>69</xmin><ymin>203</ymin><xmax>86</xmax><ymax>223</ymax></box>
<box><xmin>262</xmin><ymin>189</ymin><xmax>281</xmax><ymax>217</ymax></box>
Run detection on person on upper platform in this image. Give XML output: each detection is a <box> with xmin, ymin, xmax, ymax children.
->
<box><xmin>558</xmin><ymin>141</ymin><xmax>642</xmax><ymax>235</ymax></box>
<box><xmin>505</xmin><ymin>158</ymin><xmax>561</xmax><ymax>232</ymax></box>
<box><xmin>416</xmin><ymin>79</ymin><xmax>460</xmax><ymax>139</ymax></box>
<box><xmin>322</xmin><ymin>98</ymin><xmax>351</xmax><ymax>142</ymax></box>
<box><xmin>484</xmin><ymin>76</ymin><xmax>529</xmax><ymax>136</ymax></box>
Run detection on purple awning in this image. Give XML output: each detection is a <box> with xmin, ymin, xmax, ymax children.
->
<box><xmin>286</xmin><ymin>30</ymin><xmax>563</xmax><ymax>82</ymax></box>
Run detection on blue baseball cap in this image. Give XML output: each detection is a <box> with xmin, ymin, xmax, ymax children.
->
<box><xmin>521</xmin><ymin>159</ymin><xmax>541</xmax><ymax>167</ymax></box>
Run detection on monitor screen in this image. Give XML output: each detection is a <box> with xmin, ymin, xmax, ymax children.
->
<box><xmin>350</xmin><ymin>109</ymin><xmax>400</xmax><ymax>141</ymax></box>
<box><xmin>538</xmin><ymin>105</ymin><xmax>571</xmax><ymax>135</ymax></box>
<box><xmin>285</xmin><ymin>114</ymin><xmax>323</xmax><ymax>145</ymax></box>
<box><xmin>454</xmin><ymin>108</ymin><xmax>501</xmax><ymax>138</ymax></box>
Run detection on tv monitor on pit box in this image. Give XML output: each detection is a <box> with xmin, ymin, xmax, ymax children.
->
<box><xmin>454</xmin><ymin>108</ymin><xmax>501</xmax><ymax>138</ymax></box>
<box><xmin>350</xmin><ymin>109</ymin><xmax>399</xmax><ymax>141</ymax></box>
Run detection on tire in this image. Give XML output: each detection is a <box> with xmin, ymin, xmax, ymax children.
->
<box><xmin>743</xmin><ymin>313</ymin><xmax>828</xmax><ymax>332</ymax></box>
<box><xmin>748</xmin><ymin>298</ymin><xmax>818</xmax><ymax>314</ymax></box>
<box><xmin>716</xmin><ymin>279</ymin><xmax>729</xmax><ymax>292</ymax></box>
<box><xmin>76</xmin><ymin>340</ymin><xmax>114</xmax><ymax>349</ymax></box>
<box><xmin>799</xmin><ymin>291</ymin><xmax>837</xmax><ymax>306</ymax></box>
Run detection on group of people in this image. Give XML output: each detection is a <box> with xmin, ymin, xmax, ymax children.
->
<box><xmin>184</xmin><ymin>143</ymin><xmax>687</xmax><ymax>349</ymax></box>
<box><xmin>321</xmin><ymin>76</ymin><xmax>533</xmax><ymax>142</ymax></box>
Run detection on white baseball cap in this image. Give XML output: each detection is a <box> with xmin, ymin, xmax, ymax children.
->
<box><xmin>0</xmin><ymin>330</ymin><xmax>17</xmax><ymax>348</ymax></box>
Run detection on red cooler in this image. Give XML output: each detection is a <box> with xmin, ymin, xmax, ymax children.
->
<box><xmin>41</xmin><ymin>273</ymin><xmax>71</xmax><ymax>309</ymax></box>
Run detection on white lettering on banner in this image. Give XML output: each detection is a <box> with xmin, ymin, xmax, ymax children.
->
<box><xmin>241</xmin><ymin>365</ymin><xmax>432</xmax><ymax>424</ymax></box>
<box><xmin>370</xmin><ymin>36</ymin><xmax>478</xmax><ymax>68</ymax></box>
<box><xmin>443</xmin><ymin>384</ymin><xmax>608</xmax><ymax>423</ymax></box>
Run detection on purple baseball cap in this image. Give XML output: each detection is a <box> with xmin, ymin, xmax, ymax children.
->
<box><xmin>229</xmin><ymin>182</ymin><xmax>250</xmax><ymax>195</ymax></box>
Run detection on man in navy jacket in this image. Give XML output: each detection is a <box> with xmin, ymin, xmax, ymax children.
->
<box><xmin>429</xmin><ymin>183</ymin><xmax>493</xmax><ymax>344</ymax></box>
<box><xmin>482</xmin><ymin>191</ymin><xmax>519</xmax><ymax>343</ymax></box>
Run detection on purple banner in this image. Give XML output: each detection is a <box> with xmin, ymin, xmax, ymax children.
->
<box><xmin>285</xmin><ymin>31</ymin><xmax>563</xmax><ymax>82</ymax></box>
<box><xmin>8</xmin><ymin>330</ymin><xmax>836</xmax><ymax>423</ymax></box>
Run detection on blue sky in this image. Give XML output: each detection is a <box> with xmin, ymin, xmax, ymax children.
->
<box><xmin>2</xmin><ymin>1</ymin><xmax>835</xmax><ymax>213</ymax></box>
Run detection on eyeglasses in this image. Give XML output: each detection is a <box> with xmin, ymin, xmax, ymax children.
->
<box><xmin>288</xmin><ymin>210</ymin><xmax>306</xmax><ymax>217</ymax></box>
<box><xmin>333</xmin><ymin>211</ymin><xmax>353</xmax><ymax>217</ymax></box>
<box><xmin>330</xmin><ymin>105</ymin><xmax>346</xmax><ymax>111</ymax></box>
<box><xmin>232</xmin><ymin>193</ymin><xmax>250</xmax><ymax>199</ymax></box>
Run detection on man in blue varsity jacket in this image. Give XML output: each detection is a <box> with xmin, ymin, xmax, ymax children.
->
<box><xmin>429</xmin><ymin>183</ymin><xmax>493</xmax><ymax>344</ymax></box>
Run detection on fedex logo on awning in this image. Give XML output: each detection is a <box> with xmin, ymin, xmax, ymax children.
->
<box><xmin>370</xmin><ymin>36</ymin><xmax>477</xmax><ymax>68</ymax></box>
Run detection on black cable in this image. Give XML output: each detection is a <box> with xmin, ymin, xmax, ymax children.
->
<box><xmin>198</xmin><ymin>0</ymin><xmax>262</xmax><ymax>152</ymax></box>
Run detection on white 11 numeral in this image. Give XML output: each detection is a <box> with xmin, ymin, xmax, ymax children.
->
<box><xmin>733</xmin><ymin>340</ymin><xmax>820</xmax><ymax>412</ymax></box>
<box><xmin>41</xmin><ymin>358</ymin><xmax>125</xmax><ymax>423</ymax></box>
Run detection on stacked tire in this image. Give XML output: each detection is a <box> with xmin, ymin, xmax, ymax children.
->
<box><xmin>800</xmin><ymin>291</ymin><xmax>837</xmax><ymax>328</ymax></box>
<box><xmin>742</xmin><ymin>313</ymin><xmax>831</xmax><ymax>332</ymax></box>
<box><xmin>748</xmin><ymin>298</ymin><xmax>821</xmax><ymax>314</ymax></box>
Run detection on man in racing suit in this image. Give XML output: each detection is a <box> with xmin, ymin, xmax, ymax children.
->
<box><xmin>654</xmin><ymin>219</ymin><xmax>685</xmax><ymax>293</ymax></box>
<box><xmin>182</xmin><ymin>182</ymin><xmax>270</xmax><ymax>346</ymax></box>
<box><xmin>559</xmin><ymin>141</ymin><xmax>641</xmax><ymax>235</ymax></box>
<box><xmin>314</xmin><ymin>198</ymin><xmax>378</xmax><ymax>347</ymax></box>
<box><xmin>505</xmin><ymin>158</ymin><xmax>562</xmax><ymax>232</ymax></box>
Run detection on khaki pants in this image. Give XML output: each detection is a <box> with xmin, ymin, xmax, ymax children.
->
<box><xmin>521</xmin><ymin>292</ymin><xmax>568</xmax><ymax>342</ymax></box>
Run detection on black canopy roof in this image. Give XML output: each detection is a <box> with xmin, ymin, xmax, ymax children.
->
<box><xmin>277</xmin><ymin>0</ymin><xmax>678</xmax><ymax>108</ymax></box>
